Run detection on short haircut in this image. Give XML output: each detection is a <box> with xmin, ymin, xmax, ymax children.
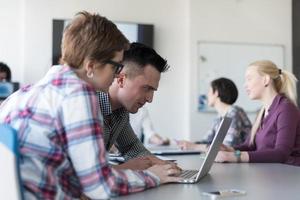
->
<box><xmin>211</xmin><ymin>77</ymin><xmax>238</xmax><ymax>105</ymax></box>
<box><xmin>0</xmin><ymin>62</ymin><xmax>11</xmax><ymax>81</ymax></box>
<box><xmin>123</xmin><ymin>42</ymin><xmax>170</xmax><ymax>78</ymax></box>
<box><xmin>61</xmin><ymin>11</ymin><xmax>129</xmax><ymax>69</ymax></box>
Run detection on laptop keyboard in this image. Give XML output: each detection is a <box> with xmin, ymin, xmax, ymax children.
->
<box><xmin>179</xmin><ymin>170</ymin><xmax>199</xmax><ymax>179</ymax></box>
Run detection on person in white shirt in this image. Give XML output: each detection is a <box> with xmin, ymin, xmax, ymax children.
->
<box><xmin>130</xmin><ymin>107</ymin><xmax>169</xmax><ymax>145</ymax></box>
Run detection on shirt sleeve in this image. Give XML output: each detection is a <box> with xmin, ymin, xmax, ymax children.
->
<box><xmin>234</xmin><ymin>136</ymin><xmax>256</xmax><ymax>151</ymax></box>
<box><xmin>59</xmin><ymin>85</ymin><xmax>159</xmax><ymax>199</ymax></box>
<box><xmin>115</xmin><ymin>115</ymin><xmax>152</xmax><ymax>160</ymax></box>
<box><xmin>247</xmin><ymin>103</ymin><xmax>299</xmax><ymax>163</ymax></box>
<box><xmin>202</xmin><ymin>118</ymin><xmax>219</xmax><ymax>143</ymax></box>
<box><xmin>223</xmin><ymin>109</ymin><xmax>252</xmax><ymax>146</ymax></box>
<box><xmin>141</xmin><ymin>108</ymin><xmax>156</xmax><ymax>143</ymax></box>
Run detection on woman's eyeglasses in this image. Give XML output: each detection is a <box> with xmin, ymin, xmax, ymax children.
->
<box><xmin>106</xmin><ymin>60</ymin><xmax>124</xmax><ymax>74</ymax></box>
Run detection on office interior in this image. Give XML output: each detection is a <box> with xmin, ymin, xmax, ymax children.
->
<box><xmin>0</xmin><ymin>0</ymin><xmax>298</xmax><ymax>144</ymax></box>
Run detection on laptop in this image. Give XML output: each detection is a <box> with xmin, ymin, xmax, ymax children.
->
<box><xmin>0</xmin><ymin>82</ymin><xmax>20</xmax><ymax>100</ymax></box>
<box><xmin>147</xmin><ymin>145</ymin><xmax>201</xmax><ymax>155</ymax></box>
<box><xmin>177</xmin><ymin>116</ymin><xmax>232</xmax><ymax>183</ymax></box>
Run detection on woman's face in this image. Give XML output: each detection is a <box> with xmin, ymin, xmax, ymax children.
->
<box><xmin>0</xmin><ymin>72</ymin><xmax>8</xmax><ymax>81</ymax></box>
<box><xmin>207</xmin><ymin>86</ymin><xmax>218</xmax><ymax>107</ymax></box>
<box><xmin>92</xmin><ymin>50</ymin><xmax>124</xmax><ymax>92</ymax></box>
<box><xmin>244</xmin><ymin>65</ymin><xmax>265</xmax><ymax>100</ymax></box>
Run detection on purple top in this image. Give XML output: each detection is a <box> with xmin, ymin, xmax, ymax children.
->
<box><xmin>235</xmin><ymin>94</ymin><xmax>300</xmax><ymax>166</ymax></box>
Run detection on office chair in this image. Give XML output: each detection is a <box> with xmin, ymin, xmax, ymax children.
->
<box><xmin>0</xmin><ymin>124</ymin><xmax>23</xmax><ymax>200</ymax></box>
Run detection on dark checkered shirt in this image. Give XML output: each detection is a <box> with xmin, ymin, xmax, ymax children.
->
<box><xmin>98</xmin><ymin>92</ymin><xmax>152</xmax><ymax>160</ymax></box>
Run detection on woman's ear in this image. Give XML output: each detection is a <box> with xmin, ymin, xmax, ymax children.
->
<box><xmin>264</xmin><ymin>75</ymin><xmax>271</xmax><ymax>87</ymax></box>
<box><xmin>214</xmin><ymin>90</ymin><xmax>219</xmax><ymax>98</ymax></box>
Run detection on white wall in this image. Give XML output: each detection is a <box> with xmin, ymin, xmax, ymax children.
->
<box><xmin>0</xmin><ymin>0</ymin><xmax>24</xmax><ymax>82</ymax></box>
<box><xmin>21</xmin><ymin>0</ymin><xmax>190</xmax><ymax>140</ymax></box>
<box><xmin>188</xmin><ymin>0</ymin><xmax>292</xmax><ymax>141</ymax></box>
<box><xmin>0</xmin><ymin>0</ymin><xmax>292</xmax><ymax>141</ymax></box>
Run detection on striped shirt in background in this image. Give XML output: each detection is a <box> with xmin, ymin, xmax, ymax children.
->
<box><xmin>203</xmin><ymin>105</ymin><xmax>252</xmax><ymax>146</ymax></box>
<box><xmin>98</xmin><ymin>92</ymin><xmax>152</xmax><ymax>161</ymax></box>
<box><xmin>0</xmin><ymin>65</ymin><xmax>159</xmax><ymax>199</ymax></box>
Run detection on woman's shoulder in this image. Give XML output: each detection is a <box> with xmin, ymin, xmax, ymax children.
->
<box><xmin>276</xmin><ymin>95</ymin><xmax>300</xmax><ymax>114</ymax></box>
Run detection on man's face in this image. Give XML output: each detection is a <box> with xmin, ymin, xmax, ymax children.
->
<box><xmin>117</xmin><ymin>64</ymin><xmax>161</xmax><ymax>113</ymax></box>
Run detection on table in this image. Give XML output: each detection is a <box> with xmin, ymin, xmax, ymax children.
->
<box><xmin>113</xmin><ymin>154</ymin><xmax>300</xmax><ymax>200</ymax></box>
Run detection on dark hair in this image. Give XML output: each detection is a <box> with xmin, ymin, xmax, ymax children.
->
<box><xmin>211</xmin><ymin>77</ymin><xmax>238</xmax><ymax>104</ymax></box>
<box><xmin>123</xmin><ymin>42</ymin><xmax>169</xmax><ymax>77</ymax></box>
<box><xmin>61</xmin><ymin>11</ymin><xmax>129</xmax><ymax>69</ymax></box>
<box><xmin>0</xmin><ymin>62</ymin><xmax>11</xmax><ymax>81</ymax></box>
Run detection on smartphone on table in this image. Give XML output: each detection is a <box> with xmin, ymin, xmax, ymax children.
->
<box><xmin>202</xmin><ymin>189</ymin><xmax>246</xmax><ymax>198</ymax></box>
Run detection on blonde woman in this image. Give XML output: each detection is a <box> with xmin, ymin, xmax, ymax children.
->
<box><xmin>215</xmin><ymin>60</ymin><xmax>300</xmax><ymax>166</ymax></box>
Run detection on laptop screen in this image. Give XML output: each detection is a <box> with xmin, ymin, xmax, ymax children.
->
<box><xmin>0</xmin><ymin>82</ymin><xmax>19</xmax><ymax>100</ymax></box>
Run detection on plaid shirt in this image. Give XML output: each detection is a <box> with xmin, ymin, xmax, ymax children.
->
<box><xmin>0</xmin><ymin>65</ymin><xmax>159</xmax><ymax>200</ymax></box>
<box><xmin>203</xmin><ymin>105</ymin><xmax>252</xmax><ymax>146</ymax></box>
<box><xmin>97</xmin><ymin>92</ymin><xmax>152</xmax><ymax>160</ymax></box>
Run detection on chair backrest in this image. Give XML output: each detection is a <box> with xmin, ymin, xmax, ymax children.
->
<box><xmin>0</xmin><ymin>124</ymin><xmax>23</xmax><ymax>200</ymax></box>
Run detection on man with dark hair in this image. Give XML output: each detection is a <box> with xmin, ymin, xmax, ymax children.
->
<box><xmin>177</xmin><ymin>77</ymin><xmax>252</xmax><ymax>151</ymax></box>
<box><xmin>98</xmin><ymin>42</ymin><xmax>171</xmax><ymax>169</ymax></box>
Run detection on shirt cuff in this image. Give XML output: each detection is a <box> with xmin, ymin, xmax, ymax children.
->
<box><xmin>144</xmin><ymin>170</ymin><xmax>160</xmax><ymax>186</ymax></box>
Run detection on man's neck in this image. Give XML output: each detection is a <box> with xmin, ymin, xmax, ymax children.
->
<box><xmin>108</xmin><ymin>84</ymin><xmax>123</xmax><ymax>111</ymax></box>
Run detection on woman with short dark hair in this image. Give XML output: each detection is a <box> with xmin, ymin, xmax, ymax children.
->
<box><xmin>177</xmin><ymin>78</ymin><xmax>251</xmax><ymax>151</ymax></box>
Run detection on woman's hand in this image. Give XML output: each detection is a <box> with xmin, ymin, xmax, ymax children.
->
<box><xmin>176</xmin><ymin>140</ymin><xmax>206</xmax><ymax>151</ymax></box>
<box><xmin>147</xmin><ymin>163</ymin><xmax>183</xmax><ymax>184</ymax></box>
<box><xmin>219</xmin><ymin>144</ymin><xmax>235</xmax><ymax>152</ymax></box>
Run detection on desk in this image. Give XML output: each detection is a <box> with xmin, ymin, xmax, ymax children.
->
<box><xmin>113</xmin><ymin>154</ymin><xmax>300</xmax><ymax>200</ymax></box>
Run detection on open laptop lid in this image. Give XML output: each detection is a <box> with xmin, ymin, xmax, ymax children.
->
<box><xmin>195</xmin><ymin>116</ymin><xmax>232</xmax><ymax>181</ymax></box>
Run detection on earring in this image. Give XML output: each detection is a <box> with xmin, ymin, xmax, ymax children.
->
<box><xmin>87</xmin><ymin>71</ymin><xmax>94</xmax><ymax>78</ymax></box>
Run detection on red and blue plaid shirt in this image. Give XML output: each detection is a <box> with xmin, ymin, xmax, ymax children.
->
<box><xmin>0</xmin><ymin>65</ymin><xmax>159</xmax><ymax>199</ymax></box>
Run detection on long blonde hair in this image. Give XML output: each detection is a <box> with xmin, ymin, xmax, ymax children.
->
<box><xmin>249</xmin><ymin>60</ymin><xmax>298</xmax><ymax>144</ymax></box>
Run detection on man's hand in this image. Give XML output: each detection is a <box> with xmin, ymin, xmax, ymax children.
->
<box><xmin>148</xmin><ymin>163</ymin><xmax>183</xmax><ymax>184</ymax></box>
<box><xmin>113</xmin><ymin>156</ymin><xmax>153</xmax><ymax>170</ymax></box>
<box><xmin>112</xmin><ymin>155</ymin><xmax>181</xmax><ymax>171</ymax></box>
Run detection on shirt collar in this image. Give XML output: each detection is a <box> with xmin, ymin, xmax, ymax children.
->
<box><xmin>268</xmin><ymin>94</ymin><xmax>283</xmax><ymax>112</ymax></box>
<box><xmin>98</xmin><ymin>91</ymin><xmax>112</xmax><ymax>116</ymax></box>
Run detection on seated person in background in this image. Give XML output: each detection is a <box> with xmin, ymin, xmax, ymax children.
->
<box><xmin>215</xmin><ymin>60</ymin><xmax>300</xmax><ymax>166</ymax></box>
<box><xmin>0</xmin><ymin>62</ymin><xmax>12</xmax><ymax>82</ymax></box>
<box><xmin>98</xmin><ymin>42</ymin><xmax>178</xmax><ymax>170</ymax></box>
<box><xmin>177</xmin><ymin>77</ymin><xmax>252</xmax><ymax>151</ymax></box>
<box><xmin>130</xmin><ymin>106</ymin><xmax>170</xmax><ymax>145</ymax></box>
<box><xmin>0</xmin><ymin>12</ymin><xmax>181</xmax><ymax>199</ymax></box>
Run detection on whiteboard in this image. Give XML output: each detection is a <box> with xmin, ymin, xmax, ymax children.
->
<box><xmin>197</xmin><ymin>41</ymin><xmax>285</xmax><ymax>112</ymax></box>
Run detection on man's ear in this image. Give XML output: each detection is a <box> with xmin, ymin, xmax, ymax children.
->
<box><xmin>116</xmin><ymin>73</ymin><xmax>126</xmax><ymax>88</ymax></box>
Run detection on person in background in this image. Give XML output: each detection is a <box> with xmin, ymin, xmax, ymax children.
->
<box><xmin>130</xmin><ymin>106</ymin><xmax>170</xmax><ymax>145</ymax></box>
<box><xmin>0</xmin><ymin>11</ymin><xmax>181</xmax><ymax>199</ymax></box>
<box><xmin>177</xmin><ymin>78</ymin><xmax>252</xmax><ymax>151</ymax></box>
<box><xmin>215</xmin><ymin>60</ymin><xmax>300</xmax><ymax>166</ymax></box>
<box><xmin>0</xmin><ymin>62</ymin><xmax>12</xmax><ymax>82</ymax></box>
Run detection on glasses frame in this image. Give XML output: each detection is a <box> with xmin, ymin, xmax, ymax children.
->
<box><xmin>106</xmin><ymin>60</ymin><xmax>124</xmax><ymax>74</ymax></box>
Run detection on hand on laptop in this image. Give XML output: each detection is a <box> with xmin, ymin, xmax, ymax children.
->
<box><xmin>113</xmin><ymin>155</ymin><xmax>181</xmax><ymax>170</ymax></box>
<box><xmin>113</xmin><ymin>156</ymin><xmax>153</xmax><ymax>170</ymax></box>
<box><xmin>148</xmin><ymin>163</ymin><xmax>183</xmax><ymax>183</ymax></box>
